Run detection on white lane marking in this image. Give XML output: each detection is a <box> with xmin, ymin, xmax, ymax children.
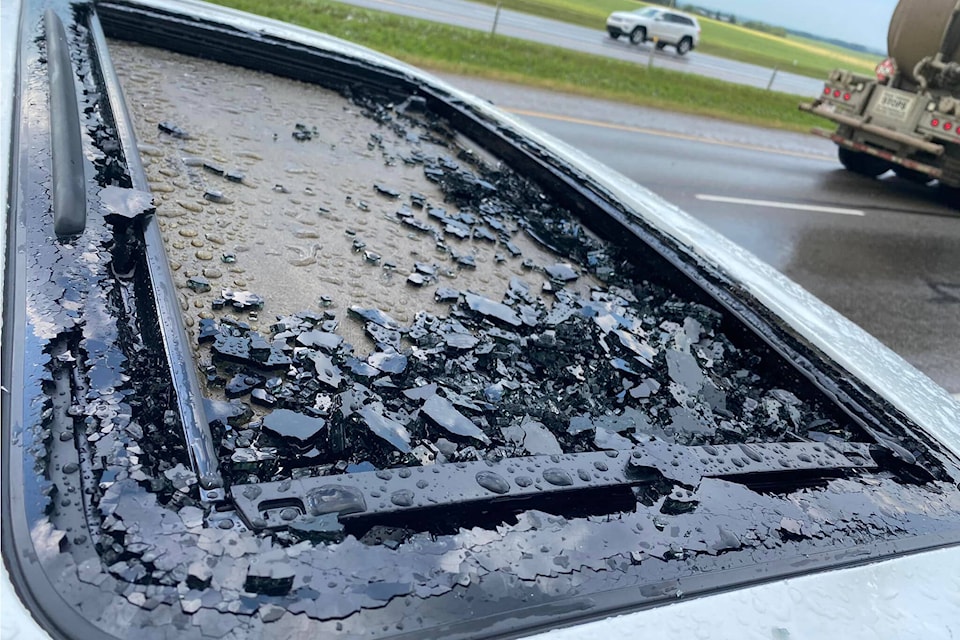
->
<box><xmin>695</xmin><ymin>194</ymin><xmax>865</xmax><ymax>216</ymax></box>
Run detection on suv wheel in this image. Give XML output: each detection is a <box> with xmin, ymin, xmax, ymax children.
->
<box><xmin>676</xmin><ymin>37</ymin><xmax>692</xmax><ymax>55</ymax></box>
<box><xmin>629</xmin><ymin>27</ymin><xmax>646</xmax><ymax>45</ymax></box>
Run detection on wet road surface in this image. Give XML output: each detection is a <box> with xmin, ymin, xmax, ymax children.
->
<box><xmin>336</xmin><ymin>0</ymin><xmax>824</xmax><ymax>95</ymax></box>
<box><xmin>440</xmin><ymin>73</ymin><xmax>960</xmax><ymax>395</ymax></box>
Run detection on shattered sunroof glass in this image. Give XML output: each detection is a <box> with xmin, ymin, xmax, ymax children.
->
<box><xmin>6</xmin><ymin>4</ymin><xmax>960</xmax><ymax>639</ymax></box>
<box><xmin>115</xmin><ymin>42</ymin><xmax>865</xmax><ymax>470</ymax></box>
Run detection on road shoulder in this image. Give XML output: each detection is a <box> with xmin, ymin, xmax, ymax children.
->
<box><xmin>433</xmin><ymin>71</ymin><xmax>835</xmax><ymax>160</ymax></box>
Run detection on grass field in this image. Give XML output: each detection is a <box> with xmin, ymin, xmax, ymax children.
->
<box><xmin>696</xmin><ymin>19</ymin><xmax>878</xmax><ymax>79</ymax></box>
<box><xmin>469</xmin><ymin>0</ymin><xmax>880</xmax><ymax>79</ymax></box>
<box><xmin>209</xmin><ymin>0</ymin><xmax>824</xmax><ymax>132</ymax></box>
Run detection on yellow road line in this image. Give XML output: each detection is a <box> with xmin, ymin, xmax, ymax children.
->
<box><xmin>503</xmin><ymin>107</ymin><xmax>835</xmax><ymax>162</ymax></box>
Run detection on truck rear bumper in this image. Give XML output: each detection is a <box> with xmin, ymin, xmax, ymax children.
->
<box><xmin>809</xmin><ymin>127</ymin><xmax>943</xmax><ymax>179</ymax></box>
<box><xmin>799</xmin><ymin>101</ymin><xmax>944</xmax><ymax>157</ymax></box>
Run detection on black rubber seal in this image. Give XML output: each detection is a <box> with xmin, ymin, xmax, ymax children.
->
<box><xmin>45</xmin><ymin>9</ymin><xmax>86</xmax><ymax>238</ymax></box>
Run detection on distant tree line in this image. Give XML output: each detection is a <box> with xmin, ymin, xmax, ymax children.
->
<box><xmin>786</xmin><ymin>29</ymin><xmax>885</xmax><ymax>56</ymax></box>
<box><xmin>646</xmin><ymin>1</ymin><xmax>787</xmax><ymax>37</ymax></box>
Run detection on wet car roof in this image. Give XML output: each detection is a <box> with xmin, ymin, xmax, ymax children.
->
<box><xmin>2</xmin><ymin>1</ymin><xmax>960</xmax><ymax>639</ymax></box>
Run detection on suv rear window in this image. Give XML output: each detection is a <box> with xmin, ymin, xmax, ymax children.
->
<box><xmin>667</xmin><ymin>14</ymin><xmax>695</xmax><ymax>26</ymax></box>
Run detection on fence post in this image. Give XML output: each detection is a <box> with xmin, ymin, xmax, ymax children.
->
<box><xmin>648</xmin><ymin>37</ymin><xmax>658</xmax><ymax>68</ymax></box>
<box><xmin>491</xmin><ymin>1</ymin><xmax>502</xmax><ymax>36</ymax></box>
<box><xmin>766</xmin><ymin>66</ymin><xmax>779</xmax><ymax>90</ymax></box>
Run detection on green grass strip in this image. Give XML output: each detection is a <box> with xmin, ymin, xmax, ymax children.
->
<box><xmin>209</xmin><ymin>0</ymin><xmax>825</xmax><ymax>132</ymax></box>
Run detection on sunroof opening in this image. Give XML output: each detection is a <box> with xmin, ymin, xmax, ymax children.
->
<box><xmin>112</xmin><ymin>42</ymin><xmax>874</xmax><ymax>502</ymax></box>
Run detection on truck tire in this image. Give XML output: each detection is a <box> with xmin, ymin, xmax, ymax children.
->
<box><xmin>892</xmin><ymin>165</ymin><xmax>932</xmax><ymax>184</ymax></box>
<box><xmin>838</xmin><ymin>147</ymin><xmax>890</xmax><ymax>178</ymax></box>
<box><xmin>940</xmin><ymin>184</ymin><xmax>960</xmax><ymax>208</ymax></box>
<box><xmin>629</xmin><ymin>27</ymin><xmax>646</xmax><ymax>45</ymax></box>
<box><xmin>677</xmin><ymin>37</ymin><xmax>693</xmax><ymax>55</ymax></box>
<box><xmin>940</xmin><ymin>152</ymin><xmax>960</xmax><ymax>189</ymax></box>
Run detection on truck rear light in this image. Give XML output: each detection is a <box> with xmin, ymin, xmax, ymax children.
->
<box><xmin>931</xmin><ymin>118</ymin><xmax>940</xmax><ymax>127</ymax></box>
<box><xmin>843</xmin><ymin>93</ymin><xmax>851</xmax><ymax>101</ymax></box>
<box><xmin>833</xmin><ymin>89</ymin><xmax>841</xmax><ymax>98</ymax></box>
<box><xmin>823</xmin><ymin>87</ymin><xmax>831</xmax><ymax>95</ymax></box>
<box><xmin>945</xmin><ymin>122</ymin><xmax>954</xmax><ymax>131</ymax></box>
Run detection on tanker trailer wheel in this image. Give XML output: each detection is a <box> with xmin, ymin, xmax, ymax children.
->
<box><xmin>940</xmin><ymin>154</ymin><xmax>960</xmax><ymax>208</ymax></box>
<box><xmin>939</xmin><ymin>176</ymin><xmax>960</xmax><ymax>208</ymax></box>
<box><xmin>838</xmin><ymin>147</ymin><xmax>890</xmax><ymax>178</ymax></box>
<box><xmin>940</xmin><ymin>184</ymin><xmax>960</xmax><ymax>208</ymax></box>
<box><xmin>892</xmin><ymin>166</ymin><xmax>932</xmax><ymax>184</ymax></box>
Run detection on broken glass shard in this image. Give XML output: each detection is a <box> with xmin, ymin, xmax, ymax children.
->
<box><xmin>187</xmin><ymin>277</ymin><xmax>211</xmax><ymax>293</ymax></box>
<box><xmin>251</xmin><ymin>388</ymin><xmax>277</xmax><ymax>407</ymax></box>
<box><xmin>204</xmin><ymin>189</ymin><xmax>230</xmax><ymax>204</ymax></box>
<box><xmin>367</xmin><ymin>351</ymin><xmax>408</xmax><ymax>374</ymax></box>
<box><xmin>158</xmin><ymin>120</ymin><xmax>189</xmax><ymax>138</ymax></box>
<box><xmin>374</xmin><ymin>184</ymin><xmax>400</xmax><ymax>198</ymax></box>
<box><xmin>225</xmin><ymin>373</ymin><xmax>263</xmax><ymax>398</ymax></box>
<box><xmin>261</xmin><ymin>409</ymin><xmax>326</xmax><ymax>448</ymax></box>
<box><xmin>221</xmin><ymin>289</ymin><xmax>265</xmax><ymax>311</ymax></box>
<box><xmin>666</xmin><ymin>349</ymin><xmax>706</xmax><ymax>394</ymax></box>
<box><xmin>245</xmin><ymin>561</ymin><xmax>295</xmax><ymax>596</ymax></box>
<box><xmin>297</xmin><ymin>330</ymin><xmax>342</xmax><ymax>351</ymax></box>
<box><xmin>349</xmin><ymin>306</ymin><xmax>401</xmax><ymax>330</ymax></box>
<box><xmin>463</xmin><ymin>293</ymin><xmax>521</xmax><ymax>327</ymax></box>
<box><xmin>444</xmin><ymin>332</ymin><xmax>478</xmax><ymax>350</ymax></box>
<box><xmin>358</xmin><ymin>406</ymin><xmax>412</xmax><ymax>453</ymax></box>
<box><xmin>345</xmin><ymin>358</ymin><xmax>379</xmax><ymax>377</ymax></box>
<box><xmin>545</xmin><ymin>263</ymin><xmax>578</xmax><ymax>282</ymax></box>
<box><xmin>435</xmin><ymin>287</ymin><xmax>460</xmax><ymax>303</ymax></box>
<box><xmin>520</xmin><ymin>417</ymin><xmax>563</xmax><ymax>455</ymax></box>
<box><xmin>403</xmin><ymin>383</ymin><xmax>437</xmax><ymax>401</ymax></box>
<box><xmin>311</xmin><ymin>352</ymin><xmax>343</xmax><ymax>389</ymax></box>
<box><xmin>421</xmin><ymin>395</ymin><xmax>490</xmax><ymax>444</ymax></box>
<box><xmin>98</xmin><ymin>186</ymin><xmax>155</xmax><ymax>223</ymax></box>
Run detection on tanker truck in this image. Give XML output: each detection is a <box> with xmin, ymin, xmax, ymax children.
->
<box><xmin>799</xmin><ymin>0</ymin><xmax>960</xmax><ymax>197</ymax></box>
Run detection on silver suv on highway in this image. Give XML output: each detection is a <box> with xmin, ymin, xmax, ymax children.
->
<box><xmin>606</xmin><ymin>7</ymin><xmax>701</xmax><ymax>55</ymax></box>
